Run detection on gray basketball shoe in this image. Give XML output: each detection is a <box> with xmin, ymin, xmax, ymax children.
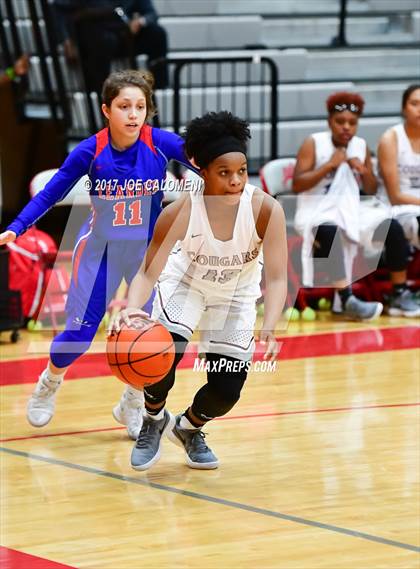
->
<box><xmin>387</xmin><ymin>289</ymin><xmax>420</xmax><ymax>318</ymax></box>
<box><xmin>342</xmin><ymin>295</ymin><xmax>383</xmax><ymax>321</ymax></box>
<box><xmin>131</xmin><ymin>410</ymin><xmax>174</xmax><ymax>471</ymax></box>
<box><xmin>168</xmin><ymin>414</ymin><xmax>219</xmax><ymax>469</ymax></box>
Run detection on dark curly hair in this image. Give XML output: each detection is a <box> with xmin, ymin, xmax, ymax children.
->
<box><xmin>326</xmin><ymin>91</ymin><xmax>365</xmax><ymax>116</ymax></box>
<box><xmin>183</xmin><ymin>111</ymin><xmax>251</xmax><ymax>168</ymax></box>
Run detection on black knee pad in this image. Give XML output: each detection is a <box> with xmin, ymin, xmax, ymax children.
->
<box><xmin>144</xmin><ymin>332</ymin><xmax>188</xmax><ymax>404</ymax></box>
<box><xmin>191</xmin><ymin>354</ymin><xmax>248</xmax><ymax>421</ymax></box>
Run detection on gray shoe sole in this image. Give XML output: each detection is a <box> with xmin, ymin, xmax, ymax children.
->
<box><xmin>339</xmin><ymin>302</ymin><xmax>383</xmax><ymax>321</ymax></box>
<box><xmin>131</xmin><ymin>412</ymin><xmax>174</xmax><ymax>472</ymax></box>
<box><xmin>167</xmin><ymin>426</ymin><xmax>219</xmax><ymax>470</ymax></box>
<box><xmin>387</xmin><ymin>306</ymin><xmax>420</xmax><ymax>318</ymax></box>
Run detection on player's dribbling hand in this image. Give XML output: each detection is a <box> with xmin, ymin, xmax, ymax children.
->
<box><xmin>108</xmin><ymin>308</ymin><xmax>150</xmax><ymax>335</ymax></box>
<box><xmin>258</xmin><ymin>330</ymin><xmax>278</xmax><ymax>362</ymax></box>
<box><xmin>0</xmin><ymin>230</ymin><xmax>17</xmax><ymax>246</ymax></box>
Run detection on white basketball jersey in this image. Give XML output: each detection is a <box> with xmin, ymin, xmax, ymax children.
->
<box><xmin>307</xmin><ymin>131</ymin><xmax>366</xmax><ymax>195</ymax></box>
<box><xmin>295</xmin><ymin>131</ymin><xmax>366</xmax><ymax>234</ymax></box>
<box><xmin>160</xmin><ymin>183</ymin><xmax>263</xmax><ymax>299</ymax></box>
<box><xmin>380</xmin><ymin>124</ymin><xmax>420</xmax><ymax>202</ymax></box>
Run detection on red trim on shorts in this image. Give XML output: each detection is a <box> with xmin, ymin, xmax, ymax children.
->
<box><xmin>139</xmin><ymin>124</ymin><xmax>157</xmax><ymax>155</ymax></box>
<box><xmin>0</xmin><ymin>546</ymin><xmax>75</xmax><ymax>569</ymax></box>
<box><xmin>94</xmin><ymin>128</ymin><xmax>109</xmax><ymax>160</ymax></box>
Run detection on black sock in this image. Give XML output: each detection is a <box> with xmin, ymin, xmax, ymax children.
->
<box><xmin>338</xmin><ymin>286</ymin><xmax>352</xmax><ymax>305</ymax></box>
<box><xmin>393</xmin><ymin>283</ymin><xmax>407</xmax><ymax>295</ymax></box>
<box><xmin>185</xmin><ymin>409</ymin><xmax>203</xmax><ymax>428</ymax></box>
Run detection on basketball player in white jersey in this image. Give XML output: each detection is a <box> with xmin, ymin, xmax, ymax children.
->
<box><xmin>292</xmin><ymin>91</ymin><xmax>383</xmax><ymax>320</ymax></box>
<box><xmin>376</xmin><ymin>84</ymin><xmax>420</xmax><ymax>316</ymax></box>
<box><xmin>110</xmin><ymin>111</ymin><xmax>287</xmax><ymax>470</ymax></box>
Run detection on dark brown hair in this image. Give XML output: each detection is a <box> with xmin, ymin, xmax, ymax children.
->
<box><xmin>101</xmin><ymin>69</ymin><xmax>156</xmax><ymax>121</ymax></box>
<box><xmin>402</xmin><ymin>84</ymin><xmax>420</xmax><ymax>110</ymax></box>
<box><xmin>326</xmin><ymin>91</ymin><xmax>365</xmax><ymax>116</ymax></box>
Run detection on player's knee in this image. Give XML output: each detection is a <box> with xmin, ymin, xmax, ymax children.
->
<box><xmin>386</xmin><ymin>218</ymin><xmax>406</xmax><ymax>244</ymax></box>
<box><xmin>144</xmin><ymin>332</ymin><xmax>188</xmax><ymax>404</ymax></box>
<box><xmin>50</xmin><ymin>326</ymin><xmax>98</xmax><ymax>368</ymax></box>
<box><xmin>192</xmin><ymin>371</ymin><xmax>247</xmax><ymax>420</ymax></box>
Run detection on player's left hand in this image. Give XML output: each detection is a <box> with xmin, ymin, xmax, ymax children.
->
<box><xmin>347</xmin><ymin>157</ymin><xmax>367</xmax><ymax>175</ymax></box>
<box><xmin>258</xmin><ymin>330</ymin><xmax>278</xmax><ymax>362</ymax></box>
<box><xmin>108</xmin><ymin>308</ymin><xmax>150</xmax><ymax>335</ymax></box>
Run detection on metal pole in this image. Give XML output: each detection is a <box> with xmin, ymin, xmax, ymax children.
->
<box><xmin>40</xmin><ymin>0</ymin><xmax>71</xmax><ymax>129</ymax></box>
<box><xmin>27</xmin><ymin>0</ymin><xmax>58</xmax><ymax>122</ymax></box>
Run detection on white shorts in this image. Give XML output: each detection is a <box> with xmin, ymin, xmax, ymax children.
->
<box><xmin>152</xmin><ymin>277</ymin><xmax>257</xmax><ymax>361</ymax></box>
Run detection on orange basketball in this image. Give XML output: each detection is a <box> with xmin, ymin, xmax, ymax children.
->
<box><xmin>107</xmin><ymin>318</ymin><xmax>175</xmax><ymax>388</ymax></box>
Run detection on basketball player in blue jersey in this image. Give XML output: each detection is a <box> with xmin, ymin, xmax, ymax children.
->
<box><xmin>110</xmin><ymin>111</ymin><xmax>287</xmax><ymax>470</ymax></box>
<box><xmin>0</xmin><ymin>69</ymin><xmax>194</xmax><ymax>439</ymax></box>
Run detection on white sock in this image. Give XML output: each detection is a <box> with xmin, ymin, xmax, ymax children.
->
<box><xmin>179</xmin><ymin>414</ymin><xmax>199</xmax><ymax>430</ymax></box>
<box><xmin>44</xmin><ymin>367</ymin><xmax>64</xmax><ymax>383</ymax></box>
<box><xmin>146</xmin><ymin>408</ymin><xmax>165</xmax><ymax>421</ymax></box>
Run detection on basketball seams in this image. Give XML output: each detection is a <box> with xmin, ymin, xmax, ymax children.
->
<box><xmin>127</xmin><ymin>322</ymin><xmax>160</xmax><ymax>363</ymax></box>
<box><xmin>107</xmin><ymin>321</ymin><xmax>175</xmax><ymax>385</ymax></box>
<box><xmin>111</xmin><ymin>328</ymin><xmax>130</xmax><ymax>384</ymax></box>
<box><xmin>114</xmin><ymin>350</ymin><xmax>173</xmax><ymax>379</ymax></box>
<box><xmin>128</xmin><ymin>340</ymin><xmax>175</xmax><ymax>365</ymax></box>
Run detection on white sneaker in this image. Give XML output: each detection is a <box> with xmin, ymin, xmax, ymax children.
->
<box><xmin>27</xmin><ymin>370</ymin><xmax>63</xmax><ymax>427</ymax></box>
<box><xmin>112</xmin><ymin>387</ymin><xmax>144</xmax><ymax>440</ymax></box>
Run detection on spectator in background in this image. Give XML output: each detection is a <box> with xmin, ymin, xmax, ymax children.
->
<box><xmin>0</xmin><ymin>54</ymin><xmax>29</xmax><ymax>87</ymax></box>
<box><xmin>292</xmin><ymin>91</ymin><xmax>383</xmax><ymax>321</ymax></box>
<box><xmin>53</xmin><ymin>0</ymin><xmax>168</xmax><ymax>93</ymax></box>
<box><xmin>375</xmin><ymin>84</ymin><xmax>420</xmax><ymax>315</ymax></box>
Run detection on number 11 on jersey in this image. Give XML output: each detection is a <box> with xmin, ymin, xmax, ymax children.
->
<box><xmin>112</xmin><ymin>200</ymin><xmax>143</xmax><ymax>226</ymax></box>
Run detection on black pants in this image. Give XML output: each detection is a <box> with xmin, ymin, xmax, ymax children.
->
<box><xmin>312</xmin><ymin>219</ymin><xmax>413</xmax><ymax>281</ymax></box>
<box><xmin>312</xmin><ymin>224</ymin><xmax>346</xmax><ymax>283</ymax></box>
<box><xmin>373</xmin><ymin>218</ymin><xmax>411</xmax><ymax>272</ymax></box>
<box><xmin>76</xmin><ymin>22</ymin><xmax>169</xmax><ymax>93</ymax></box>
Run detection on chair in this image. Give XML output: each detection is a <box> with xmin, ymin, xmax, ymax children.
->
<box><xmin>260</xmin><ymin>158</ymin><xmax>311</xmax><ymax>309</ymax></box>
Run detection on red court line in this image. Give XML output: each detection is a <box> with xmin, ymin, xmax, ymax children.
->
<box><xmin>0</xmin><ymin>325</ymin><xmax>419</xmax><ymax>387</ymax></box>
<box><xmin>0</xmin><ymin>546</ymin><xmax>75</xmax><ymax>569</ymax></box>
<box><xmin>1</xmin><ymin>402</ymin><xmax>418</xmax><ymax>444</ymax></box>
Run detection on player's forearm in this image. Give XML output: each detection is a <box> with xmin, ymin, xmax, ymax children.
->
<box><xmin>261</xmin><ymin>277</ymin><xmax>287</xmax><ymax>331</ymax></box>
<box><xmin>126</xmin><ymin>271</ymin><xmax>156</xmax><ymax>310</ymax></box>
<box><xmin>389</xmin><ymin>190</ymin><xmax>420</xmax><ymax>206</ymax></box>
<box><xmin>292</xmin><ymin>163</ymin><xmax>333</xmax><ymax>193</ymax></box>
<box><xmin>361</xmin><ymin>170</ymin><xmax>377</xmax><ymax>195</ymax></box>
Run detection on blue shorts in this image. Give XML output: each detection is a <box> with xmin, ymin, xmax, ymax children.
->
<box><xmin>66</xmin><ymin>231</ymin><xmax>151</xmax><ymax>328</ymax></box>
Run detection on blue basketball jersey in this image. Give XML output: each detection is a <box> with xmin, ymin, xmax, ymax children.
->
<box><xmin>8</xmin><ymin>125</ymin><xmax>192</xmax><ymax>242</ymax></box>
